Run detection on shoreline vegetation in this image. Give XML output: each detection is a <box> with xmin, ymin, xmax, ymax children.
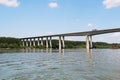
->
<box><xmin>0</xmin><ymin>37</ymin><xmax>120</xmax><ymax>49</ymax></box>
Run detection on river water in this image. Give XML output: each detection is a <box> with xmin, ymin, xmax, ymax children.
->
<box><xmin>0</xmin><ymin>49</ymin><xmax>120</xmax><ymax>80</ymax></box>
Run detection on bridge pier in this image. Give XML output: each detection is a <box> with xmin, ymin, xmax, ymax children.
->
<box><xmin>41</xmin><ymin>37</ymin><xmax>43</xmax><ymax>46</ymax></box>
<box><xmin>86</xmin><ymin>35</ymin><xmax>93</xmax><ymax>52</ymax></box>
<box><xmin>33</xmin><ymin>38</ymin><xmax>36</xmax><ymax>46</ymax></box>
<box><xmin>37</xmin><ymin>38</ymin><xmax>40</xmax><ymax>46</ymax></box>
<box><xmin>46</xmin><ymin>37</ymin><xmax>49</xmax><ymax>48</ymax></box>
<box><xmin>86</xmin><ymin>35</ymin><xmax>90</xmax><ymax>51</ymax></box>
<box><xmin>62</xmin><ymin>36</ymin><xmax>65</xmax><ymax>49</ymax></box>
<box><xmin>30</xmin><ymin>39</ymin><xmax>32</xmax><ymax>46</ymax></box>
<box><xmin>59</xmin><ymin>36</ymin><xmax>62</xmax><ymax>50</ymax></box>
<box><xmin>90</xmin><ymin>36</ymin><xmax>93</xmax><ymax>49</ymax></box>
<box><xmin>25</xmin><ymin>39</ymin><xmax>28</xmax><ymax>47</ymax></box>
<box><xmin>49</xmin><ymin>37</ymin><xmax>52</xmax><ymax>48</ymax></box>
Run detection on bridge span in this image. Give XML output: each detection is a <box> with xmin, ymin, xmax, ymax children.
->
<box><xmin>20</xmin><ymin>28</ymin><xmax>120</xmax><ymax>51</ymax></box>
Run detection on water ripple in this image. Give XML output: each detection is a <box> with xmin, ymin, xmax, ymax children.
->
<box><xmin>0</xmin><ymin>49</ymin><xmax>120</xmax><ymax>80</ymax></box>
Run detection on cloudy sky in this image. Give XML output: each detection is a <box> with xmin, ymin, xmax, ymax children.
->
<box><xmin>0</xmin><ymin>0</ymin><xmax>120</xmax><ymax>43</ymax></box>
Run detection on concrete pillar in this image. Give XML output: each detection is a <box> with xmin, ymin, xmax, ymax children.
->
<box><xmin>86</xmin><ymin>35</ymin><xmax>90</xmax><ymax>51</ymax></box>
<box><xmin>33</xmin><ymin>38</ymin><xmax>36</xmax><ymax>46</ymax></box>
<box><xmin>26</xmin><ymin>39</ymin><xmax>28</xmax><ymax>47</ymax></box>
<box><xmin>46</xmin><ymin>37</ymin><xmax>49</xmax><ymax>48</ymax></box>
<box><xmin>90</xmin><ymin>36</ymin><xmax>93</xmax><ymax>49</ymax></box>
<box><xmin>41</xmin><ymin>37</ymin><xmax>43</xmax><ymax>46</ymax></box>
<box><xmin>59</xmin><ymin>36</ymin><xmax>62</xmax><ymax>50</ymax></box>
<box><xmin>30</xmin><ymin>39</ymin><xmax>32</xmax><ymax>46</ymax></box>
<box><xmin>49</xmin><ymin>37</ymin><xmax>52</xmax><ymax>48</ymax></box>
<box><xmin>37</xmin><ymin>38</ymin><xmax>40</xmax><ymax>46</ymax></box>
<box><xmin>62</xmin><ymin>36</ymin><xmax>65</xmax><ymax>49</ymax></box>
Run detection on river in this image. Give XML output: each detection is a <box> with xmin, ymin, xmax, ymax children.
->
<box><xmin>0</xmin><ymin>49</ymin><xmax>120</xmax><ymax>80</ymax></box>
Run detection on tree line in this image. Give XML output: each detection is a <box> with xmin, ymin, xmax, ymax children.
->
<box><xmin>0</xmin><ymin>37</ymin><xmax>20</xmax><ymax>48</ymax></box>
<box><xmin>0</xmin><ymin>37</ymin><xmax>120</xmax><ymax>49</ymax></box>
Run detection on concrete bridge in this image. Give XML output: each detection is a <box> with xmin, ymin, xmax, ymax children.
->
<box><xmin>20</xmin><ymin>28</ymin><xmax>120</xmax><ymax>51</ymax></box>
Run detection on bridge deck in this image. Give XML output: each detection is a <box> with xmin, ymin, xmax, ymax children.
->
<box><xmin>20</xmin><ymin>28</ymin><xmax>120</xmax><ymax>39</ymax></box>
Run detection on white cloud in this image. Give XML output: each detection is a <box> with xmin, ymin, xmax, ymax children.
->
<box><xmin>88</xmin><ymin>23</ymin><xmax>95</xmax><ymax>27</ymax></box>
<box><xmin>0</xmin><ymin>0</ymin><xmax>19</xmax><ymax>7</ymax></box>
<box><xmin>48</xmin><ymin>2</ymin><xmax>58</xmax><ymax>8</ymax></box>
<box><xmin>103</xmin><ymin>0</ymin><xmax>120</xmax><ymax>9</ymax></box>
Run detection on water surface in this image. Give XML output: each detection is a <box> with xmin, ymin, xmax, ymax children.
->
<box><xmin>0</xmin><ymin>49</ymin><xmax>120</xmax><ymax>80</ymax></box>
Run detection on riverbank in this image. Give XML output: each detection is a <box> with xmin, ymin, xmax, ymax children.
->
<box><xmin>0</xmin><ymin>37</ymin><xmax>120</xmax><ymax>49</ymax></box>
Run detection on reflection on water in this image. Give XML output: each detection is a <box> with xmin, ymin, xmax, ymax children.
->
<box><xmin>20</xmin><ymin>48</ymin><xmax>65</xmax><ymax>54</ymax></box>
<box><xmin>0</xmin><ymin>49</ymin><xmax>120</xmax><ymax>80</ymax></box>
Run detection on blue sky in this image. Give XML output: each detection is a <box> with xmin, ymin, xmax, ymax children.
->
<box><xmin>0</xmin><ymin>0</ymin><xmax>120</xmax><ymax>43</ymax></box>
